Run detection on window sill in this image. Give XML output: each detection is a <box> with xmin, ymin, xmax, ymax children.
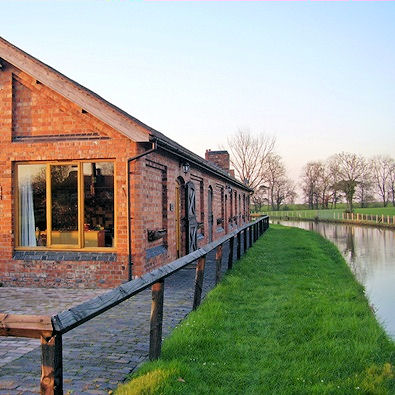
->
<box><xmin>13</xmin><ymin>250</ymin><xmax>117</xmax><ymax>262</ymax></box>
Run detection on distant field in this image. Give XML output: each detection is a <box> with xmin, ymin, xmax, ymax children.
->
<box><xmin>258</xmin><ymin>206</ymin><xmax>395</xmax><ymax>219</ymax></box>
<box><xmin>262</xmin><ymin>203</ymin><xmax>394</xmax><ymax>212</ymax></box>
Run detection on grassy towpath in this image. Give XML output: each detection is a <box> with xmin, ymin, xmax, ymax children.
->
<box><xmin>116</xmin><ymin>225</ymin><xmax>395</xmax><ymax>394</ymax></box>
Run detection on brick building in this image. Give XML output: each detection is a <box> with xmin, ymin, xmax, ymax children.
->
<box><xmin>0</xmin><ymin>37</ymin><xmax>251</xmax><ymax>288</ymax></box>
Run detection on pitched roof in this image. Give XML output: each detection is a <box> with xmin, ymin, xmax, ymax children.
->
<box><xmin>0</xmin><ymin>37</ymin><xmax>251</xmax><ymax>191</ymax></box>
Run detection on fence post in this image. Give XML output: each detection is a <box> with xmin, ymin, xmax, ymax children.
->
<box><xmin>237</xmin><ymin>231</ymin><xmax>241</xmax><ymax>260</ymax></box>
<box><xmin>215</xmin><ymin>244</ymin><xmax>223</xmax><ymax>285</ymax></box>
<box><xmin>249</xmin><ymin>225</ymin><xmax>253</xmax><ymax>247</ymax></box>
<box><xmin>243</xmin><ymin>229</ymin><xmax>247</xmax><ymax>253</ymax></box>
<box><xmin>149</xmin><ymin>279</ymin><xmax>164</xmax><ymax>360</ymax></box>
<box><xmin>228</xmin><ymin>237</ymin><xmax>234</xmax><ymax>270</ymax></box>
<box><xmin>40</xmin><ymin>333</ymin><xmax>63</xmax><ymax>395</ymax></box>
<box><xmin>193</xmin><ymin>256</ymin><xmax>206</xmax><ymax>310</ymax></box>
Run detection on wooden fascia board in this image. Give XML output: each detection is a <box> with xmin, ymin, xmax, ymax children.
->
<box><xmin>0</xmin><ymin>38</ymin><xmax>149</xmax><ymax>142</ymax></box>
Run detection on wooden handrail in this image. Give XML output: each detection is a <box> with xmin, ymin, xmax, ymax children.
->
<box><xmin>1</xmin><ymin>216</ymin><xmax>269</xmax><ymax>395</ymax></box>
<box><xmin>0</xmin><ymin>314</ymin><xmax>53</xmax><ymax>339</ymax></box>
<box><xmin>52</xmin><ymin>216</ymin><xmax>269</xmax><ymax>335</ymax></box>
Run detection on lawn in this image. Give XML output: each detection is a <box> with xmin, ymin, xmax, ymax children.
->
<box><xmin>116</xmin><ymin>226</ymin><xmax>395</xmax><ymax>394</ymax></box>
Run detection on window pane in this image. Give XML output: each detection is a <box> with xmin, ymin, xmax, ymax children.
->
<box><xmin>18</xmin><ymin>164</ymin><xmax>47</xmax><ymax>246</ymax></box>
<box><xmin>83</xmin><ymin>162</ymin><xmax>114</xmax><ymax>248</ymax></box>
<box><xmin>51</xmin><ymin>165</ymin><xmax>78</xmax><ymax>245</ymax></box>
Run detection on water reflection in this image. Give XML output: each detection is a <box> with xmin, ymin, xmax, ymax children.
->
<box><xmin>275</xmin><ymin>220</ymin><xmax>395</xmax><ymax>339</ymax></box>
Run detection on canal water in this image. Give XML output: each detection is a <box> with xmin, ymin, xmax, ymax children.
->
<box><xmin>274</xmin><ymin>220</ymin><xmax>395</xmax><ymax>339</ymax></box>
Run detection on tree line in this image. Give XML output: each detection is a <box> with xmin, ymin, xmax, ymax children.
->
<box><xmin>227</xmin><ymin>130</ymin><xmax>395</xmax><ymax>212</ymax></box>
<box><xmin>301</xmin><ymin>153</ymin><xmax>395</xmax><ymax>212</ymax></box>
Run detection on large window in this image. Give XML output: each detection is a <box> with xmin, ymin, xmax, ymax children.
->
<box><xmin>17</xmin><ymin>161</ymin><xmax>114</xmax><ymax>249</ymax></box>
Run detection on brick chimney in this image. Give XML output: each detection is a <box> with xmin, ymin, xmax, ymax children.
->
<box><xmin>205</xmin><ymin>149</ymin><xmax>230</xmax><ymax>172</ymax></box>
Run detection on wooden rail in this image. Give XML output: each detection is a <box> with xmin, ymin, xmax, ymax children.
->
<box><xmin>0</xmin><ymin>216</ymin><xmax>269</xmax><ymax>394</ymax></box>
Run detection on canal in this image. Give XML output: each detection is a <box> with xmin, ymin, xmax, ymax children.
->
<box><xmin>274</xmin><ymin>220</ymin><xmax>395</xmax><ymax>339</ymax></box>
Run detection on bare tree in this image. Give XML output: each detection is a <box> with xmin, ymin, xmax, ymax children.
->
<box><xmin>265</xmin><ymin>153</ymin><xmax>296</xmax><ymax>210</ymax></box>
<box><xmin>355</xmin><ymin>176</ymin><xmax>374</xmax><ymax>208</ymax></box>
<box><xmin>301</xmin><ymin>161</ymin><xmax>323</xmax><ymax>209</ymax></box>
<box><xmin>227</xmin><ymin>129</ymin><xmax>276</xmax><ymax>191</ymax></box>
<box><xmin>370</xmin><ymin>156</ymin><xmax>393</xmax><ymax>207</ymax></box>
<box><xmin>328</xmin><ymin>160</ymin><xmax>343</xmax><ymax>208</ymax></box>
<box><xmin>272</xmin><ymin>178</ymin><xmax>297</xmax><ymax>210</ymax></box>
<box><xmin>389</xmin><ymin>160</ymin><xmax>395</xmax><ymax>206</ymax></box>
<box><xmin>331</xmin><ymin>152</ymin><xmax>367</xmax><ymax>213</ymax></box>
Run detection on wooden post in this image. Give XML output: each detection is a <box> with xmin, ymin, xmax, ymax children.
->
<box><xmin>40</xmin><ymin>333</ymin><xmax>63</xmax><ymax>395</ymax></box>
<box><xmin>193</xmin><ymin>256</ymin><xmax>206</xmax><ymax>310</ymax></box>
<box><xmin>149</xmin><ymin>279</ymin><xmax>164</xmax><ymax>360</ymax></box>
<box><xmin>243</xmin><ymin>229</ymin><xmax>247</xmax><ymax>253</ymax></box>
<box><xmin>237</xmin><ymin>232</ymin><xmax>241</xmax><ymax>260</ymax></box>
<box><xmin>249</xmin><ymin>225</ymin><xmax>253</xmax><ymax>247</ymax></box>
<box><xmin>215</xmin><ymin>244</ymin><xmax>223</xmax><ymax>285</ymax></box>
<box><xmin>228</xmin><ymin>237</ymin><xmax>234</xmax><ymax>270</ymax></box>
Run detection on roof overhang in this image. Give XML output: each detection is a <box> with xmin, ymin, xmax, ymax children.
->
<box><xmin>0</xmin><ymin>37</ymin><xmax>149</xmax><ymax>142</ymax></box>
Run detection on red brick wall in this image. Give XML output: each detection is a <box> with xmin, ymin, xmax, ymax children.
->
<box><xmin>0</xmin><ymin>60</ymin><xmax>250</xmax><ymax>288</ymax></box>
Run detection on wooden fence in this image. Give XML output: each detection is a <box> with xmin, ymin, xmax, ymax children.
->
<box><xmin>253</xmin><ymin>211</ymin><xmax>395</xmax><ymax>226</ymax></box>
<box><xmin>0</xmin><ymin>216</ymin><xmax>269</xmax><ymax>394</ymax></box>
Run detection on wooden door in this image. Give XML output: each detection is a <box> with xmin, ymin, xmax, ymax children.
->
<box><xmin>186</xmin><ymin>181</ymin><xmax>198</xmax><ymax>253</ymax></box>
<box><xmin>208</xmin><ymin>187</ymin><xmax>213</xmax><ymax>242</ymax></box>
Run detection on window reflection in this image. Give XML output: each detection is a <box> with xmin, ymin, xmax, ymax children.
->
<box><xmin>51</xmin><ymin>165</ymin><xmax>78</xmax><ymax>245</ymax></box>
<box><xmin>18</xmin><ymin>164</ymin><xmax>47</xmax><ymax>246</ymax></box>
<box><xmin>83</xmin><ymin>162</ymin><xmax>114</xmax><ymax>247</ymax></box>
<box><xmin>17</xmin><ymin>161</ymin><xmax>115</xmax><ymax>249</ymax></box>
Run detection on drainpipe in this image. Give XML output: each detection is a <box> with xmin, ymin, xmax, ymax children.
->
<box><xmin>127</xmin><ymin>139</ymin><xmax>157</xmax><ymax>280</ymax></box>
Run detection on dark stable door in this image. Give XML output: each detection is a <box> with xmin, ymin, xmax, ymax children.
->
<box><xmin>186</xmin><ymin>181</ymin><xmax>198</xmax><ymax>253</ymax></box>
<box><xmin>208</xmin><ymin>187</ymin><xmax>213</xmax><ymax>242</ymax></box>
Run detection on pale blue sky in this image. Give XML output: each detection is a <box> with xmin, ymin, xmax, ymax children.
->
<box><xmin>2</xmin><ymin>0</ymin><xmax>395</xmax><ymax>181</ymax></box>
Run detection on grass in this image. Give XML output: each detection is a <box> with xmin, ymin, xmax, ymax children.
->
<box><xmin>116</xmin><ymin>226</ymin><xmax>395</xmax><ymax>394</ymax></box>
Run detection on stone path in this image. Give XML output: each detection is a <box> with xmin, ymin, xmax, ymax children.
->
<box><xmin>0</xmin><ymin>239</ymin><xmax>241</xmax><ymax>394</ymax></box>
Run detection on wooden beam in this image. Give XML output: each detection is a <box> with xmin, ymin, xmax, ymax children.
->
<box><xmin>237</xmin><ymin>232</ymin><xmax>241</xmax><ymax>260</ymax></box>
<box><xmin>52</xmin><ymin>217</ymin><xmax>269</xmax><ymax>334</ymax></box>
<box><xmin>40</xmin><ymin>333</ymin><xmax>63</xmax><ymax>395</ymax></box>
<box><xmin>0</xmin><ymin>314</ymin><xmax>53</xmax><ymax>339</ymax></box>
<box><xmin>244</xmin><ymin>229</ymin><xmax>247</xmax><ymax>253</ymax></box>
<box><xmin>228</xmin><ymin>236</ymin><xmax>234</xmax><ymax>270</ymax></box>
<box><xmin>0</xmin><ymin>37</ymin><xmax>149</xmax><ymax>143</ymax></box>
<box><xmin>193</xmin><ymin>256</ymin><xmax>206</xmax><ymax>310</ymax></box>
<box><xmin>215</xmin><ymin>244</ymin><xmax>223</xmax><ymax>285</ymax></box>
<box><xmin>149</xmin><ymin>279</ymin><xmax>164</xmax><ymax>360</ymax></box>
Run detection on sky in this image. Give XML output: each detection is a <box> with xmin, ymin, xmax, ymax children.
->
<box><xmin>1</xmin><ymin>0</ymin><xmax>395</xmax><ymax>187</ymax></box>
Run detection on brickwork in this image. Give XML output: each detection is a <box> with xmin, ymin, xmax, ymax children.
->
<box><xmin>205</xmin><ymin>149</ymin><xmax>230</xmax><ymax>172</ymax></box>
<box><xmin>0</xmin><ymin>57</ymin><xmax>250</xmax><ymax>288</ymax></box>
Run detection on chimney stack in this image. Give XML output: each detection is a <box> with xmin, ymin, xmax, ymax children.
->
<box><xmin>205</xmin><ymin>149</ymin><xmax>230</xmax><ymax>173</ymax></box>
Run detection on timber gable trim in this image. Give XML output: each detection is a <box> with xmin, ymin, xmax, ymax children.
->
<box><xmin>0</xmin><ymin>36</ymin><xmax>149</xmax><ymax>143</ymax></box>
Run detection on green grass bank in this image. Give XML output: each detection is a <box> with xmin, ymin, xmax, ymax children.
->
<box><xmin>117</xmin><ymin>226</ymin><xmax>395</xmax><ymax>394</ymax></box>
